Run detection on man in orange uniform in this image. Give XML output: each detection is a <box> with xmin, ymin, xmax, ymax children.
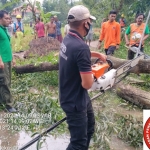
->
<box><xmin>98</xmin><ymin>10</ymin><xmax>121</xmax><ymax>55</ymax></box>
<box><xmin>125</xmin><ymin>13</ymin><xmax>149</xmax><ymax>60</ymax></box>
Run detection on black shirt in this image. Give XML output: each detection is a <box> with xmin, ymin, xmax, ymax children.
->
<box><xmin>59</xmin><ymin>30</ymin><xmax>92</xmax><ymax>112</ymax></box>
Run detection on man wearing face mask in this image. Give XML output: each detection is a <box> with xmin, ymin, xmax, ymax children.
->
<box><xmin>59</xmin><ymin>5</ymin><xmax>106</xmax><ymax>150</ymax></box>
<box><xmin>98</xmin><ymin>10</ymin><xmax>121</xmax><ymax>55</ymax></box>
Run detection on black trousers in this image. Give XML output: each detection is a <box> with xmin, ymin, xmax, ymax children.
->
<box><xmin>128</xmin><ymin>45</ymin><xmax>144</xmax><ymax>60</ymax></box>
<box><xmin>105</xmin><ymin>46</ymin><xmax>116</xmax><ymax>55</ymax></box>
<box><xmin>65</xmin><ymin>101</ymin><xmax>95</xmax><ymax>150</ymax></box>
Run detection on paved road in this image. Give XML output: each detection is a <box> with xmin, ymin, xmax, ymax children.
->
<box><xmin>90</xmin><ymin>40</ymin><xmax>98</xmax><ymax>48</ymax></box>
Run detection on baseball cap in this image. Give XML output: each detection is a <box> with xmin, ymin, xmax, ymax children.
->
<box><xmin>68</xmin><ymin>5</ymin><xmax>96</xmax><ymax>22</ymax></box>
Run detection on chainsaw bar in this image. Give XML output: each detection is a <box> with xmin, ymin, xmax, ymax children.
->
<box><xmin>115</xmin><ymin>54</ymin><xmax>145</xmax><ymax>77</ymax></box>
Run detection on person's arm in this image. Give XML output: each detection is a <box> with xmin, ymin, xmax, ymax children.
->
<box><xmin>12</xmin><ymin>55</ymin><xmax>16</xmax><ymax>67</ymax></box>
<box><xmin>91</xmin><ymin>51</ymin><xmax>107</xmax><ymax>62</ymax></box>
<box><xmin>0</xmin><ymin>56</ymin><xmax>4</xmax><ymax>69</ymax></box>
<box><xmin>77</xmin><ymin>49</ymin><xmax>94</xmax><ymax>89</ymax></box>
<box><xmin>143</xmin><ymin>25</ymin><xmax>150</xmax><ymax>41</ymax></box>
<box><xmin>125</xmin><ymin>25</ymin><xmax>131</xmax><ymax>46</ymax></box>
<box><xmin>116</xmin><ymin>23</ymin><xmax>121</xmax><ymax>49</ymax></box>
<box><xmin>80</xmin><ymin>73</ymin><xmax>93</xmax><ymax>89</ymax></box>
<box><xmin>98</xmin><ymin>23</ymin><xmax>105</xmax><ymax>49</ymax></box>
<box><xmin>35</xmin><ymin>25</ymin><xmax>38</xmax><ymax>38</ymax></box>
<box><xmin>99</xmin><ymin>23</ymin><xmax>105</xmax><ymax>42</ymax></box>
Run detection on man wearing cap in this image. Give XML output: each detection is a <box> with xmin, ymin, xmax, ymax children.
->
<box><xmin>59</xmin><ymin>5</ymin><xmax>106</xmax><ymax>150</ymax></box>
<box><xmin>13</xmin><ymin>14</ymin><xmax>24</xmax><ymax>52</ymax></box>
<box><xmin>98</xmin><ymin>10</ymin><xmax>121</xmax><ymax>55</ymax></box>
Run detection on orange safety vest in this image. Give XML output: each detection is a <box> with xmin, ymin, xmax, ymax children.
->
<box><xmin>129</xmin><ymin>23</ymin><xmax>145</xmax><ymax>46</ymax></box>
<box><xmin>119</xmin><ymin>18</ymin><xmax>125</xmax><ymax>27</ymax></box>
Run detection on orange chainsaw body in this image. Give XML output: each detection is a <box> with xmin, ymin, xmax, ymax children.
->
<box><xmin>92</xmin><ymin>62</ymin><xmax>110</xmax><ymax>79</ymax></box>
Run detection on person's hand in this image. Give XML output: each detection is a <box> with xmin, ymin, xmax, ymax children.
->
<box><xmin>116</xmin><ymin>45</ymin><xmax>119</xmax><ymax>49</ymax></box>
<box><xmin>126</xmin><ymin>41</ymin><xmax>130</xmax><ymax>47</ymax></box>
<box><xmin>12</xmin><ymin>59</ymin><xmax>16</xmax><ymax>67</ymax></box>
<box><xmin>15</xmin><ymin>34</ymin><xmax>17</xmax><ymax>38</ymax></box>
<box><xmin>97</xmin><ymin>42</ymin><xmax>102</xmax><ymax>49</ymax></box>
<box><xmin>0</xmin><ymin>61</ymin><xmax>4</xmax><ymax>69</ymax></box>
<box><xmin>91</xmin><ymin>51</ymin><xmax>107</xmax><ymax>63</ymax></box>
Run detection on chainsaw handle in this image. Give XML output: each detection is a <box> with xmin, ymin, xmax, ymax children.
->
<box><xmin>91</xmin><ymin>51</ymin><xmax>107</xmax><ymax>62</ymax></box>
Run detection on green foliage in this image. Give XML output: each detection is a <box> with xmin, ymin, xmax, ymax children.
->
<box><xmin>82</xmin><ymin>0</ymin><xmax>150</xmax><ymax>27</ymax></box>
<box><xmin>36</xmin><ymin>1</ymin><xmax>60</xmax><ymax>23</ymax></box>
<box><xmin>0</xmin><ymin>0</ymin><xmax>20</xmax><ymax>12</ymax></box>
<box><xmin>42</xmin><ymin>0</ymin><xmax>72</xmax><ymax>23</ymax></box>
<box><xmin>93</xmin><ymin>33</ymin><xmax>99</xmax><ymax>41</ymax></box>
<box><xmin>117</xmin><ymin>115</ymin><xmax>143</xmax><ymax>147</ymax></box>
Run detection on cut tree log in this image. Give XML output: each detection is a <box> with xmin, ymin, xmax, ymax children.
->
<box><xmin>14</xmin><ymin>56</ymin><xmax>150</xmax><ymax>74</ymax></box>
<box><xmin>13</xmin><ymin>63</ymin><xmax>59</xmax><ymax>74</ymax></box>
<box><xmin>115</xmin><ymin>83</ymin><xmax>150</xmax><ymax>109</ymax></box>
<box><xmin>107</xmin><ymin>56</ymin><xmax>150</xmax><ymax>74</ymax></box>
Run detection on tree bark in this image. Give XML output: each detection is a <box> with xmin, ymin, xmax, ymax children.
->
<box><xmin>116</xmin><ymin>83</ymin><xmax>150</xmax><ymax>109</ymax></box>
<box><xmin>13</xmin><ymin>56</ymin><xmax>150</xmax><ymax>74</ymax></box>
<box><xmin>107</xmin><ymin>56</ymin><xmax>150</xmax><ymax>74</ymax></box>
<box><xmin>13</xmin><ymin>63</ymin><xmax>59</xmax><ymax>74</ymax></box>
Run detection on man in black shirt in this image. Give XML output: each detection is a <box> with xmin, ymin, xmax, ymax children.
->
<box><xmin>59</xmin><ymin>5</ymin><xmax>106</xmax><ymax>150</ymax></box>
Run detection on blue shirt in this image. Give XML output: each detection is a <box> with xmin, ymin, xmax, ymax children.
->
<box><xmin>13</xmin><ymin>21</ymin><xmax>24</xmax><ymax>33</ymax></box>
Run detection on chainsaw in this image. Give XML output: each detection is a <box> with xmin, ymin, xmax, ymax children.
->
<box><xmin>90</xmin><ymin>54</ymin><xmax>144</xmax><ymax>92</ymax></box>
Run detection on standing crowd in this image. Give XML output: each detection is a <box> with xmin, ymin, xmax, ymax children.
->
<box><xmin>35</xmin><ymin>15</ymin><xmax>63</xmax><ymax>43</ymax></box>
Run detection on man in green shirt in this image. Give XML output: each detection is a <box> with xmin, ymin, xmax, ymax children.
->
<box><xmin>0</xmin><ymin>10</ymin><xmax>17</xmax><ymax>113</ymax></box>
<box><xmin>125</xmin><ymin>13</ymin><xmax>150</xmax><ymax>59</ymax></box>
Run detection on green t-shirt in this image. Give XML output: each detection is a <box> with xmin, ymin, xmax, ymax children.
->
<box><xmin>0</xmin><ymin>25</ymin><xmax>12</xmax><ymax>62</ymax></box>
<box><xmin>125</xmin><ymin>24</ymin><xmax>150</xmax><ymax>35</ymax></box>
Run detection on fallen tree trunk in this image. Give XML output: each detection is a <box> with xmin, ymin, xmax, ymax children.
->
<box><xmin>13</xmin><ymin>56</ymin><xmax>150</xmax><ymax>74</ymax></box>
<box><xmin>115</xmin><ymin>83</ymin><xmax>150</xmax><ymax>109</ymax></box>
<box><xmin>107</xmin><ymin>56</ymin><xmax>150</xmax><ymax>74</ymax></box>
<box><xmin>13</xmin><ymin>63</ymin><xmax>59</xmax><ymax>74</ymax></box>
